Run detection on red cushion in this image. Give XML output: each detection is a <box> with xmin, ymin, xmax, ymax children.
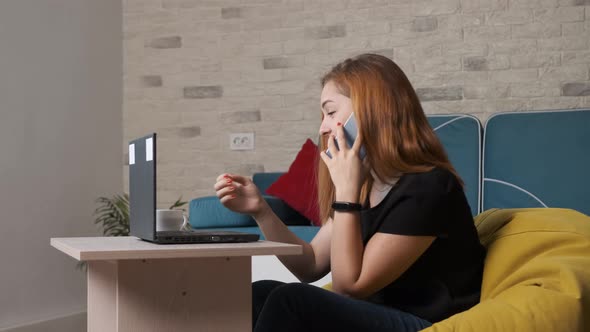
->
<box><xmin>265</xmin><ymin>139</ymin><xmax>321</xmax><ymax>226</ymax></box>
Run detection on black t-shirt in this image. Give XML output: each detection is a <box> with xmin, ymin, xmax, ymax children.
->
<box><xmin>360</xmin><ymin>167</ymin><xmax>486</xmax><ymax>323</ymax></box>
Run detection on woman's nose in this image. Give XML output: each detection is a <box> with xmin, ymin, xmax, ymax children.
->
<box><xmin>318</xmin><ymin>122</ymin><xmax>331</xmax><ymax>136</ymax></box>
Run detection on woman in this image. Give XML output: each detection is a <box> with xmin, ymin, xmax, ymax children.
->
<box><xmin>214</xmin><ymin>54</ymin><xmax>486</xmax><ymax>332</ymax></box>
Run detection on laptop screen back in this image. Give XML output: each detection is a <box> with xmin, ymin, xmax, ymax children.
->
<box><xmin>129</xmin><ymin>133</ymin><xmax>157</xmax><ymax>242</ymax></box>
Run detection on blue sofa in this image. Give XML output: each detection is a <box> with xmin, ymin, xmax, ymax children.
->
<box><xmin>189</xmin><ymin>173</ymin><xmax>319</xmax><ymax>242</ymax></box>
<box><xmin>189</xmin><ymin>109</ymin><xmax>590</xmax><ymax>242</ymax></box>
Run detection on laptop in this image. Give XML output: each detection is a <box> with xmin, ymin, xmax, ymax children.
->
<box><xmin>128</xmin><ymin>133</ymin><xmax>260</xmax><ymax>244</ymax></box>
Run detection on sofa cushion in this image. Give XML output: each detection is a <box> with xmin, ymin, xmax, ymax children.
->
<box><xmin>253</xmin><ymin>172</ymin><xmax>284</xmax><ymax>193</ymax></box>
<box><xmin>266</xmin><ymin>139</ymin><xmax>321</xmax><ymax>226</ymax></box>
<box><xmin>189</xmin><ymin>195</ymin><xmax>310</xmax><ymax>229</ymax></box>
<box><xmin>263</xmin><ymin>195</ymin><xmax>311</xmax><ymax>226</ymax></box>
<box><xmin>482</xmin><ymin>109</ymin><xmax>590</xmax><ymax>216</ymax></box>
<box><xmin>427</xmin><ymin>114</ymin><xmax>482</xmax><ymax>216</ymax></box>
<box><xmin>423</xmin><ymin>208</ymin><xmax>590</xmax><ymax>332</ymax></box>
<box><xmin>189</xmin><ymin>196</ymin><xmax>254</xmax><ymax>228</ymax></box>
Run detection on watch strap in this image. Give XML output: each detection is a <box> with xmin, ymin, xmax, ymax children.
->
<box><xmin>332</xmin><ymin>201</ymin><xmax>363</xmax><ymax>212</ymax></box>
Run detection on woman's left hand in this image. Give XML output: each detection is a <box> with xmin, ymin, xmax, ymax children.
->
<box><xmin>320</xmin><ymin>123</ymin><xmax>369</xmax><ymax>203</ymax></box>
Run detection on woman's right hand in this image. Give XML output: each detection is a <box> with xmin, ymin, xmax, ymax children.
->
<box><xmin>214</xmin><ymin>173</ymin><xmax>267</xmax><ymax>217</ymax></box>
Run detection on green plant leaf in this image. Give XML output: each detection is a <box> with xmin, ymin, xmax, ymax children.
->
<box><xmin>93</xmin><ymin>194</ymin><xmax>130</xmax><ymax>237</ymax></box>
<box><xmin>169</xmin><ymin>196</ymin><xmax>188</xmax><ymax>210</ymax></box>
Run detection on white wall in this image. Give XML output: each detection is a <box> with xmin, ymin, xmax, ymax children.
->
<box><xmin>123</xmin><ymin>0</ymin><xmax>590</xmax><ymax>202</ymax></box>
<box><xmin>0</xmin><ymin>0</ymin><xmax>122</xmax><ymax>329</ymax></box>
<box><xmin>252</xmin><ymin>256</ymin><xmax>332</xmax><ymax>287</ymax></box>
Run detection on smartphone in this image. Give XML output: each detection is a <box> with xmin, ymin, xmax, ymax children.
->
<box><xmin>325</xmin><ymin>113</ymin><xmax>367</xmax><ymax>159</ymax></box>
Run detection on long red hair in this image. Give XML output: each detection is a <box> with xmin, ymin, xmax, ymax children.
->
<box><xmin>318</xmin><ymin>53</ymin><xmax>461</xmax><ymax>224</ymax></box>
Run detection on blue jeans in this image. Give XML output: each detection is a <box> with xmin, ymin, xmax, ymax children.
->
<box><xmin>253</xmin><ymin>280</ymin><xmax>432</xmax><ymax>332</ymax></box>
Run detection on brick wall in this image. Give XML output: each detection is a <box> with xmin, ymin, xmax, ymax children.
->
<box><xmin>123</xmin><ymin>0</ymin><xmax>590</xmax><ymax>205</ymax></box>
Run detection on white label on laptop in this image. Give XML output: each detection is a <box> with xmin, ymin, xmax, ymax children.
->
<box><xmin>129</xmin><ymin>144</ymin><xmax>135</xmax><ymax>165</ymax></box>
<box><xmin>146</xmin><ymin>137</ymin><xmax>153</xmax><ymax>161</ymax></box>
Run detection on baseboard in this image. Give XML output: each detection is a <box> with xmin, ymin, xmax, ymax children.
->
<box><xmin>0</xmin><ymin>311</ymin><xmax>86</xmax><ymax>332</ymax></box>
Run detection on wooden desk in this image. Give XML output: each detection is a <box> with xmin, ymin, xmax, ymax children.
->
<box><xmin>51</xmin><ymin>237</ymin><xmax>301</xmax><ymax>332</ymax></box>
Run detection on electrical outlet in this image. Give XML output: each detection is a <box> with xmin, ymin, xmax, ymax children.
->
<box><xmin>229</xmin><ymin>133</ymin><xmax>255</xmax><ymax>150</ymax></box>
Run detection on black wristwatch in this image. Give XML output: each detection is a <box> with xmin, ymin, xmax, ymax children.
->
<box><xmin>332</xmin><ymin>201</ymin><xmax>363</xmax><ymax>212</ymax></box>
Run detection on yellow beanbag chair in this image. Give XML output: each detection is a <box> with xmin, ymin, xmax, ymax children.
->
<box><xmin>423</xmin><ymin>208</ymin><xmax>590</xmax><ymax>332</ymax></box>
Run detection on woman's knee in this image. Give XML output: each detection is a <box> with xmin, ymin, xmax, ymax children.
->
<box><xmin>264</xmin><ymin>283</ymin><xmax>325</xmax><ymax>311</ymax></box>
<box><xmin>252</xmin><ymin>280</ymin><xmax>285</xmax><ymax>309</ymax></box>
<box><xmin>253</xmin><ymin>280</ymin><xmax>284</xmax><ymax>294</ymax></box>
<box><xmin>252</xmin><ymin>280</ymin><xmax>288</xmax><ymax>328</ymax></box>
<box><xmin>256</xmin><ymin>283</ymin><xmax>318</xmax><ymax>330</ymax></box>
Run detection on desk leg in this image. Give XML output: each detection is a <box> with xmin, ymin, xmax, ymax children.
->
<box><xmin>87</xmin><ymin>260</ymin><xmax>117</xmax><ymax>331</ymax></box>
<box><xmin>87</xmin><ymin>257</ymin><xmax>251</xmax><ymax>332</ymax></box>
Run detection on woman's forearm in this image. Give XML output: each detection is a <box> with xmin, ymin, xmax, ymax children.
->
<box><xmin>330</xmin><ymin>210</ymin><xmax>364</xmax><ymax>295</ymax></box>
<box><xmin>253</xmin><ymin>202</ymin><xmax>324</xmax><ymax>283</ymax></box>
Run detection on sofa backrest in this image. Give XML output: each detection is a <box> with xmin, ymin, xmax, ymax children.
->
<box><xmin>247</xmin><ymin>109</ymin><xmax>589</xmax><ymax>223</ymax></box>
<box><xmin>482</xmin><ymin>109</ymin><xmax>590</xmax><ymax>216</ymax></box>
<box><xmin>252</xmin><ymin>115</ymin><xmax>484</xmax><ymax>217</ymax></box>
<box><xmin>428</xmin><ymin>114</ymin><xmax>482</xmax><ymax>216</ymax></box>
<box><xmin>253</xmin><ymin>172</ymin><xmax>284</xmax><ymax>193</ymax></box>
